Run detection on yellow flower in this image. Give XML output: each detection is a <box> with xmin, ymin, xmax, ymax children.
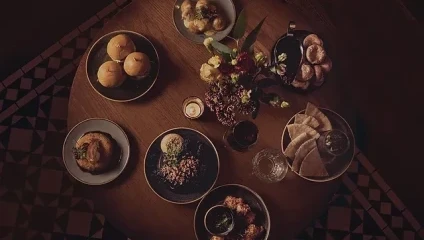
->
<box><xmin>254</xmin><ymin>52</ymin><xmax>267</xmax><ymax>66</ymax></box>
<box><xmin>207</xmin><ymin>56</ymin><xmax>221</xmax><ymax>68</ymax></box>
<box><xmin>231</xmin><ymin>59</ymin><xmax>238</xmax><ymax>65</ymax></box>
<box><xmin>281</xmin><ymin>101</ymin><xmax>290</xmax><ymax>108</ymax></box>
<box><xmin>203</xmin><ymin>37</ymin><xmax>214</xmax><ymax>53</ymax></box>
<box><xmin>277</xmin><ymin>53</ymin><xmax>287</xmax><ymax>62</ymax></box>
<box><xmin>200</xmin><ymin>63</ymin><xmax>222</xmax><ymax>83</ymax></box>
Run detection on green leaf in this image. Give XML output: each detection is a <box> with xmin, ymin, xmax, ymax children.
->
<box><xmin>241</xmin><ymin>17</ymin><xmax>267</xmax><ymax>53</ymax></box>
<box><xmin>211</xmin><ymin>40</ymin><xmax>232</xmax><ymax>55</ymax></box>
<box><xmin>232</xmin><ymin>9</ymin><xmax>247</xmax><ymax>39</ymax></box>
<box><xmin>220</xmin><ymin>52</ymin><xmax>232</xmax><ymax>62</ymax></box>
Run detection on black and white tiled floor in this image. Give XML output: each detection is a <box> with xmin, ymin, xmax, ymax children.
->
<box><xmin>1</xmin><ymin>0</ymin><xmax>423</xmax><ymax>239</ymax></box>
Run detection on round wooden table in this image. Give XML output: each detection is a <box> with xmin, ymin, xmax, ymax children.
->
<box><xmin>67</xmin><ymin>0</ymin><xmax>348</xmax><ymax>239</ymax></box>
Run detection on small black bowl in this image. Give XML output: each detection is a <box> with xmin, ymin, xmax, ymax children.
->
<box><xmin>204</xmin><ymin>205</ymin><xmax>235</xmax><ymax>236</ymax></box>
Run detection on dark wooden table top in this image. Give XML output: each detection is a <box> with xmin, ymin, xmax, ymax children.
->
<box><xmin>67</xmin><ymin>0</ymin><xmax>349</xmax><ymax>239</ymax></box>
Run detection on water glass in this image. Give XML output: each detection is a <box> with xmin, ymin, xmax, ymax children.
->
<box><xmin>252</xmin><ymin>149</ymin><xmax>288</xmax><ymax>183</ymax></box>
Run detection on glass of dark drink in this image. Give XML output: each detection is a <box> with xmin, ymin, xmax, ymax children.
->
<box><xmin>224</xmin><ymin>120</ymin><xmax>259</xmax><ymax>152</ymax></box>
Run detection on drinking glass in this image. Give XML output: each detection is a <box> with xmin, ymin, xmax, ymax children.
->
<box><xmin>252</xmin><ymin>149</ymin><xmax>288</xmax><ymax>183</ymax></box>
<box><xmin>223</xmin><ymin>120</ymin><xmax>258</xmax><ymax>152</ymax></box>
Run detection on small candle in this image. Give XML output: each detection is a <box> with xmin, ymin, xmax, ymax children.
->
<box><xmin>186</xmin><ymin>102</ymin><xmax>201</xmax><ymax>118</ymax></box>
<box><xmin>182</xmin><ymin>96</ymin><xmax>205</xmax><ymax>119</ymax></box>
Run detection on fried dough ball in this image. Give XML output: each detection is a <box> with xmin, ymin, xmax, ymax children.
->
<box><xmin>212</xmin><ymin>17</ymin><xmax>226</xmax><ymax>31</ymax></box>
<box><xmin>297</xmin><ymin>63</ymin><xmax>314</xmax><ymax>81</ymax></box>
<box><xmin>97</xmin><ymin>61</ymin><xmax>125</xmax><ymax>88</ymax></box>
<box><xmin>306</xmin><ymin>44</ymin><xmax>326</xmax><ymax>64</ymax></box>
<box><xmin>181</xmin><ymin>0</ymin><xmax>194</xmax><ymax>20</ymax></box>
<box><xmin>196</xmin><ymin>0</ymin><xmax>209</xmax><ymax>10</ymax></box>
<box><xmin>123</xmin><ymin>52</ymin><xmax>151</xmax><ymax>79</ymax></box>
<box><xmin>107</xmin><ymin>34</ymin><xmax>136</xmax><ymax>61</ymax></box>
<box><xmin>303</xmin><ymin>34</ymin><xmax>323</xmax><ymax>47</ymax></box>
<box><xmin>320</xmin><ymin>57</ymin><xmax>333</xmax><ymax>72</ymax></box>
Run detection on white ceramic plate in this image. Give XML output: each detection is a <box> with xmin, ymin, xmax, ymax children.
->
<box><xmin>63</xmin><ymin>118</ymin><xmax>130</xmax><ymax>185</ymax></box>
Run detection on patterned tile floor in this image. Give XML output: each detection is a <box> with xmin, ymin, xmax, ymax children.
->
<box><xmin>0</xmin><ymin>1</ymin><xmax>423</xmax><ymax>239</ymax></box>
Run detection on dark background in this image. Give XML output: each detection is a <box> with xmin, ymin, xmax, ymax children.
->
<box><xmin>1</xmin><ymin>0</ymin><xmax>424</xmax><ymax>224</ymax></box>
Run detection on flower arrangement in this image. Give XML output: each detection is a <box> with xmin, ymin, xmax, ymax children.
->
<box><xmin>200</xmin><ymin>11</ymin><xmax>290</xmax><ymax>126</ymax></box>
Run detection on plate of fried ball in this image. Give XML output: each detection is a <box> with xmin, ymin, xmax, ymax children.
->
<box><xmin>86</xmin><ymin>30</ymin><xmax>160</xmax><ymax>102</ymax></box>
<box><xmin>62</xmin><ymin>118</ymin><xmax>130</xmax><ymax>185</ymax></box>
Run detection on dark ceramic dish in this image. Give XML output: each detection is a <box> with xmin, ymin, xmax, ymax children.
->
<box><xmin>271</xmin><ymin>21</ymin><xmax>327</xmax><ymax>93</ymax></box>
<box><xmin>144</xmin><ymin>128</ymin><xmax>220</xmax><ymax>204</ymax></box>
<box><xmin>86</xmin><ymin>30</ymin><xmax>160</xmax><ymax>102</ymax></box>
<box><xmin>281</xmin><ymin>108</ymin><xmax>355</xmax><ymax>182</ymax></box>
<box><xmin>194</xmin><ymin>184</ymin><xmax>270</xmax><ymax>240</ymax></box>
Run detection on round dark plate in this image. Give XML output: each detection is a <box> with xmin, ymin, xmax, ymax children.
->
<box><xmin>62</xmin><ymin>118</ymin><xmax>130</xmax><ymax>185</ymax></box>
<box><xmin>271</xmin><ymin>29</ymin><xmax>327</xmax><ymax>93</ymax></box>
<box><xmin>194</xmin><ymin>184</ymin><xmax>271</xmax><ymax>240</ymax></box>
<box><xmin>172</xmin><ymin>0</ymin><xmax>236</xmax><ymax>44</ymax></box>
<box><xmin>86</xmin><ymin>30</ymin><xmax>160</xmax><ymax>102</ymax></box>
<box><xmin>281</xmin><ymin>108</ymin><xmax>355</xmax><ymax>182</ymax></box>
<box><xmin>144</xmin><ymin>127</ymin><xmax>220</xmax><ymax>204</ymax></box>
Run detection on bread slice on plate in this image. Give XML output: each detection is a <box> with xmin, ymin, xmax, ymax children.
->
<box><xmin>292</xmin><ymin>138</ymin><xmax>317</xmax><ymax>172</ymax></box>
<box><xmin>305</xmin><ymin>102</ymin><xmax>332</xmax><ymax>132</ymax></box>
<box><xmin>287</xmin><ymin>124</ymin><xmax>319</xmax><ymax>140</ymax></box>
<box><xmin>294</xmin><ymin>114</ymin><xmax>320</xmax><ymax>129</ymax></box>
<box><xmin>284</xmin><ymin>132</ymin><xmax>319</xmax><ymax>160</ymax></box>
<box><xmin>299</xmin><ymin>147</ymin><xmax>329</xmax><ymax>177</ymax></box>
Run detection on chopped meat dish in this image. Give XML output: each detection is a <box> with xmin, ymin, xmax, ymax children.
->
<box><xmin>159</xmin><ymin>155</ymin><xmax>199</xmax><ymax>186</ymax></box>
<box><xmin>244</xmin><ymin>224</ymin><xmax>264</xmax><ymax>240</ymax></box>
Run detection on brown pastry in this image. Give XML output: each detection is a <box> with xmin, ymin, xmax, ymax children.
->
<box><xmin>73</xmin><ymin>132</ymin><xmax>115</xmax><ymax>173</ymax></box>
<box><xmin>314</xmin><ymin>65</ymin><xmax>324</xmax><ymax>82</ymax></box>
<box><xmin>303</xmin><ymin>34</ymin><xmax>323</xmax><ymax>47</ymax></box>
<box><xmin>123</xmin><ymin>52</ymin><xmax>151</xmax><ymax>79</ymax></box>
<box><xmin>320</xmin><ymin>57</ymin><xmax>333</xmax><ymax>72</ymax></box>
<box><xmin>97</xmin><ymin>61</ymin><xmax>126</xmax><ymax>88</ymax></box>
<box><xmin>297</xmin><ymin>63</ymin><xmax>314</xmax><ymax>82</ymax></box>
<box><xmin>106</xmin><ymin>34</ymin><xmax>136</xmax><ymax>61</ymax></box>
<box><xmin>292</xmin><ymin>78</ymin><xmax>310</xmax><ymax>90</ymax></box>
<box><xmin>306</xmin><ymin>44</ymin><xmax>326</xmax><ymax>64</ymax></box>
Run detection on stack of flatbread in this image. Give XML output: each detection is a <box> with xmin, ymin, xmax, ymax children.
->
<box><xmin>284</xmin><ymin>103</ymin><xmax>333</xmax><ymax>178</ymax></box>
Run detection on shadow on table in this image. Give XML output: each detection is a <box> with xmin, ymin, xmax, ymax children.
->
<box><xmin>127</xmin><ymin>36</ymin><xmax>181</xmax><ymax>104</ymax></box>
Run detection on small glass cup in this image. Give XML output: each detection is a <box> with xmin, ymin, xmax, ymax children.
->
<box><xmin>223</xmin><ymin>120</ymin><xmax>259</xmax><ymax>152</ymax></box>
<box><xmin>252</xmin><ymin>149</ymin><xmax>288</xmax><ymax>183</ymax></box>
<box><xmin>317</xmin><ymin>129</ymin><xmax>350</xmax><ymax>158</ymax></box>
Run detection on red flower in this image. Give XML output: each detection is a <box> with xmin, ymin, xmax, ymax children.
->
<box><xmin>218</xmin><ymin>62</ymin><xmax>234</xmax><ymax>75</ymax></box>
<box><xmin>235</xmin><ymin>52</ymin><xmax>256</xmax><ymax>74</ymax></box>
